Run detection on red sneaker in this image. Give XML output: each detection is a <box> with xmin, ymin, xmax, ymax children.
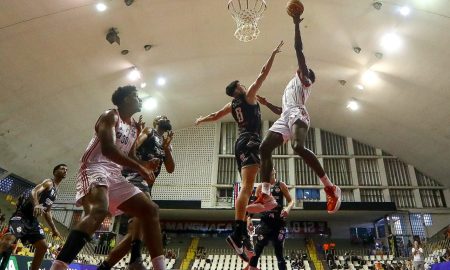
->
<box><xmin>324</xmin><ymin>185</ymin><xmax>341</xmax><ymax>214</ymax></box>
<box><xmin>246</xmin><ymin>193</ymin><xmax>277</xmax><ymax>213</ymax></box>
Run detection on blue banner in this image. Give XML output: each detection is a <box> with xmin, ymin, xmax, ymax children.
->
<box><xmin>1</xmin><ymin>255</ymin><xmax>96</xmax><ymax>270</ymax></box>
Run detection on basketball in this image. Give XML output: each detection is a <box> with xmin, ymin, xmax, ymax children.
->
<box><xmin>286</xmin><ymin>0</ymin><xmax>304</xmax><ymax>17</ymax></box>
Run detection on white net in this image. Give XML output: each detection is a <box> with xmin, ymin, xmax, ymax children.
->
<box><xmin>227</xmin><ymin>0</ymin><xmax>267</xmax><ymax>42</ymax></box>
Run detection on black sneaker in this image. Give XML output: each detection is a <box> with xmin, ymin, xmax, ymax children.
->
<box><xmin>226</xmin><ymin>234</ymin><xmax>249</xmax><ymax>262</ymax></box>
<box><xmin>242</xmin><ymin>236</ymin><xmax>255</xmax><ymax>258</ymax></box>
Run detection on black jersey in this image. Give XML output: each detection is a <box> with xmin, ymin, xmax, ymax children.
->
<box><xmin>15</xmin><ymin>180</ymin><xmax>58</xmax><ymax>218</ymax></box>
<box><xmin>231</xmin><ymin>95</ymin><xmax>261</xmax><ymax>135</ymax></box>
<box><xmin>261</xmin><ymin>181</ymin><xmax>284</xmax><ymax>221</ymax></box>
<box><xmin>135</xmin><ymin>129</ymin><xmax>166</xmax><ymax>177</ymax></box>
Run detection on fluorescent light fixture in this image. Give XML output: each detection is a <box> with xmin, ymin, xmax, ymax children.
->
<box><xmin>156</xmin><ymin>77</ymin><xmax>166</xmax><ymax>86</ymax></box>
<box><xmin>140</xmin><ymin>82</ymin><xmax>147</xmax><ymax>88</ymax></box>
<box><xmin>127</xmin><ymin>67</ymin><xmax>141</xmax><ymax>81</ymax></box>
<box><xmin>347</xmin><ymin>99</ymin><xmax>359</xmax><ymax>111</ymax></box>
<box><xmin>399</xmin><ymin>6</ymin><xmax>410</xmax><ymax>16</ymax></box>
<box><xmin>381</xmin><ymin>32</ymin><xmax>401</xmax><ymax>51</ymax></box>
<box><xmin>96</xmin><ymin>3</ymin><xmax>107</xmax><ymax>12</ymax></box>
<box><xmin>143</xmin><ymin>97</ymin><xmax>157</xmax><ymax>110</ymax></box>
<box><xmin>362</xmin><ymin>70</ymin><xmax>378</xmax><ymax>85</ymax></box>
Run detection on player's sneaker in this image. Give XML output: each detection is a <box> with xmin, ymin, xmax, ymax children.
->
<box><xmin>246</xmin><ymin>193</ymin><xmax>277</xmax><ymax>213</ymax></box>
<box><xmin>324</xmin><ymin>185</ymin><xmax>341</xmax><ymax>214</ymax></box>
<box><xmin>226</xmin><ymin>234</ymin><xmax>249</xmax><ymax>262</ymax></box>
<box><xmin>242</xmin><ymin>236</ymin><xmax>255</xmax><ymax>258</ymax></box>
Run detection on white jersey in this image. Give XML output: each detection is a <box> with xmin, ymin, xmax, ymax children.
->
<box><xmin>281</xmin><ymin>72</ymin><xmax>312</xmax><ymax>112</ymax></box>
<box><xmin>79</xmin><ymin>109</ymin><xmax>138</xmax><ymax>173</ymax></box>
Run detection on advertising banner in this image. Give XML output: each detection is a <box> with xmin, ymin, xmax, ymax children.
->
<box><xmin>1</xmin><ymin>256</ymin><xmax>96</xmax><ymax>270</ymax></box>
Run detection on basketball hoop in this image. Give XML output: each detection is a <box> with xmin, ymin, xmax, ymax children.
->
<box><xmin>227</xmin><ymin>0</ymin><xmax>267</xmax><ymax>42</ymax></box>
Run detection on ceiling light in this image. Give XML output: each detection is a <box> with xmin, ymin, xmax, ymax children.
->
<box><xmin>372</xmin><ymin>2</ymin><xmax>382</xmax><ymax>10</ymax></box>
<box><xmin>127</xmin><ymin>67</ymin><xmax>141</xmax><ymax>81</ymax></box>
<box><xmin>144</xmin><ymin>45</ymin><xmax>152</xmax><ymax>51</ymax></box>
<box><xmin>157</xmin><ymin>77</ymin><xmax>166</xmax><ymax>86</ymax></box>
<box><xmin>96</xmin><ymin>3</ymin><xmax>107</xmax><ymax>12</ymax></box>
<box><xmin>362</xmin><ymin>70</ymin><xmax>378</xmax><ymax>85</ymax></box>
<box><xmin>347</xmin><ymin>99</ymin><xmax>359</xmax><ymax>111</ymax></box>
<box><xmin>143</xmin><ymin>97</ymin><xmax>157</xmax><ymax>110</ymax></box>
<box><xmin>380</xmin><ymin>32</ymin><xmax>401</xmax><ymax>51</ymax></box>
<box><xmin>106</xmin><ymin>28</ymin><xmax>120</xmax><ymax>45</ymax></box>
<box><xmin>353</xmin><ymin>47</ymin><xmax>361</xmax><ymax>54</ymax></box>
<box><xmin>121</xmin><ymin>50</ymin><xmax>129</xmax><ymax>55</ymax></box>
<box><xmin>124</xmin><ymin>0</ymin><xmax>135</xmax><ymax>6</ymax></box>
<box><xmin>140</xmin><ymin>82</ymin><xmax>147</xmax><ymax>88</ymax></box>
<box><xmin>399</xmin><ymin>6</ymin><xmax>411</xmax><ymax>16</ymax></box>
<box><xmin>356</xmin><ymin>84</ymin><xmax>364</xmax><ymax>90</ymax></box>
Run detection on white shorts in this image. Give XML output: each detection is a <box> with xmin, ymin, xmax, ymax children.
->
<box><xmin>76</xmin><ymin>164</ymin><xmax>142</xmax><ymax>216</ymax></box>
<box><xmin>269</xmin><ymin>106</ymin><xmax>310</xmax><ymax>143</ymax></box>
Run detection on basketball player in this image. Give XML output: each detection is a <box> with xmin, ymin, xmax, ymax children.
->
<box><xmin>246</xmin><ymin>169</ymin><xmax>293</xmax><ymax>270</ymax></box>
<box><xmin>51</xmin><ymin>86</ymin><xmax>166</xmax><ymax>270</ymax></box>
<box><xmin>249</xmin><ymin>16</ymin><xmax>341</xmax><ymax>214</ymax></box>
<box><xmin>98</xmin><ymin>115</ymin><xmax>175</xmax><ymax>270</ymax></box>
<box><xmin>1</xmin><ymin>164</ymin><xmax>67</xmax><ymax>270</ymax></box>
<box><xmin>195</xmin><ymin>41</ymin><xmax>284</xmax><ymax>261</ymax></box>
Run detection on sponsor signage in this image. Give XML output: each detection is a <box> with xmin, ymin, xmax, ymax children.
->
<box><xmin>1</xmin><ymin>256</ymin><xmax>96</xmax><ymax>270</ymax></box>
<box><xmin>160</xmin><ymin>220</ymin><xmax>328</xmax><ymax>234</ymax></box>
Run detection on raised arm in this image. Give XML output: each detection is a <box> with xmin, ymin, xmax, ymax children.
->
<box><xmin>280</xmin><ymin>181</ymin><xmax>294</xmax><ymax>217</ymax></box>
<box><xmin>162</xmin><ymin>131</ymin><xmax>175</xmax><ymax>173</ymax></box>
<box><xmin>195</xmin><ymin>102</ymin><xmax>232</xmax><ymax>125</ymax></box>
<box><xmin>98</xmin><ymin>110</ymin><xmax>154</xmax><ymax>182</ymax></box>
<box><xmin>246</xmin><ymin>41</ymin><xmax>284</xmax><ymax>104</ymax></box>
<box><xmin>257</xmin><ymin>95</ymin><xmax>282</xmax><ymax>115</ymax></box>
<box><xmin>293</xmin><ymin>17</ymin><xmax>309</xmax><ymax>82</ymax></box>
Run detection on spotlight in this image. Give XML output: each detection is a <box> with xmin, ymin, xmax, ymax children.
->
<box><xmin>347</xmin><ymin>99</ymin><xmax>359</xmax><ymax>111</ymax></box>
<box><xmin>399</xmin><ymin>6</ymin><xmax>411</xmax><ymax>16</ymax></box>
<box><xmin>124</xmin><ymin>0</ymin><xmax>135</xmax><ymax>6</ymax></box>
<box><xmin>144</xmin><ymin>45</ymin><xmax>152</xmax><ymax>51</ymax></box>
<box><xmin>96</xmin><ymin>3</ymin><xmax>107</xmax><ymax>12</ymax></box>
<box><xmin>353</xmin><ymin>47</ymin><xmax>361</xmax><ymax>54</ymax></box>
<box><xmin>140</xmin><ymin>82</ymin><xmax>147</xmax><ymax>88</ymax></box>
<box><xmin>356</xmin><ymin>84</ymin><xmax>364</xmax><ymax>91</ymax></box>
<box><xmin>372</xmin><ymin>2</ymin><xmax>382</xmax><ymax>10</ymax></box>
<box><xmin>381</xmin><ymin>33</ymin><xmax>401</xmax><ymax>51</ymax></box>
<box><xmin>143</xmin><ymin>97</ymin><xmax>158</xmax><ymax>110</ymax></box>
<box><xmin>127</xmin><ymin>67</ymin><xmax>141</xmax><ymax>81</ymax></box>
<box><xmin>106</xmin><ymin>28</ymin><xmax>120</xmax><ymax>45</ymax></box>
<box><xmin>362</xmin><ymin>70</ymin><xmax>378</xmax><ymax>85</ymax></box>
<box><xmin>156</xmin><ymin>77</ymin><xmax>166</xmax><ymax>86</ymax></box>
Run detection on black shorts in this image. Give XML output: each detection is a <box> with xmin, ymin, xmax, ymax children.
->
<box><xmin>255</xmin><ymin>219</ymin><xmax>287</xmax><ymax>245</ymax></box>
<box><xmin>235</xmin><ymin>133</ymin><xmax>261</xmax><ymax>172</ymax></box>
<box><xmin>8</xmin><ymin>215</ymin><xmax>45</xmax><ymax>245</ymax></box>
<box><xmin>124</xmin><ymin>172</ymin><xmax>151</xmax><ymax>195</ymax></box>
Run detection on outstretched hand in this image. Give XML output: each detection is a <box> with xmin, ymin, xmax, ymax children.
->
<box><xmin>273</xmin><ymin>40</ymin><xmax>284</xmax><ymax>54</ymax></box>
<box><xmin>195</xmin><ymin>117</ymin><xmax>203</xmax><ymax>126</ymax></box>
<box><xmin>137</xmin><ymin>115</ymin><xmax>146</xmax><ymax>134</ymax></box>
<box><xmin>163</xmin><ymin>131</ymin><xmax>174</xmax><ymax>150</ymax></box>
<box><xmin>293</xmin><ymin>16</ymin><xmax>304</xmax><ymax>24</ymax></box>
<box><xmin>256</xmin><ymin>95</ymin><xmax>268</xmax><ymax>106</ymax></box>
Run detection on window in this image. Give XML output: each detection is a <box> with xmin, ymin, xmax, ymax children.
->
<box><xmin>321</xmin><ymin>130</ymin><xmax>348</xmax><ymax>155</ymax></box>
<box><xmin>324</xmin><ymin>158</ymin><xmax>352</xmax><ymax>186</ymax></box>
<box><xmin>390</xmin><ymin>189</ymin><xmax>416</xmax><ymax>208</ymax></box>
<box><xmin>273</xmin><ymin>158</ymin><xmax>289</xmax><ymax>184</ymax></box>
<box><xmin>384</xmin><ymin>159</ymin><xmax>411</xmax><ymax>186</ymax></box>
<box><xmin>420</xmin><ymin>189</ymin><xmax>446</xmax><ymax>208</ymax></box>
<box><xmin>294</xmin><ymin>158</ymin><xmax>317</xmax><ymax>185</ymax></box>
<box><xmin>217</xmin><ymin>157</ymin><xmax>237</xmax><ymax>185</ymax></box>
<box><xmin>219</xmin><ymin>122</ymin><xmax>236</xmax><ymax>154</ymax></box>
<box><xmin>353</xmin><ymin>139</ymin><xmax>376</xmax><ymax>156</ymax></box>
<box><xmin>360</xmin><ymin>189</ymin><xmax>384</xmax><ymax>202</ymax></box>
<box><xmin>356</xmin><ymin>159</ymin><xmax>381</xmax><ymax>186</ymax></box>
<box><xmin>390</xmin><ymin>214</ymin><xmax>408</xmax><ymax>236</ymax></box>
<box><xmin>410</xmin><ymin>214</ymin><xmax>426</xmax><ymax>238</ymax></box>
<box><xmin>415</xmin><ymin>170</ymin><xmax>441</xmax><ymax>186</ymax></box>
<box><xmin>341</xmin><ymin>189</ymin><xmax>354</xmax><ymax>202</ymax></box>
<box><xmin>216</xmin><ymin>188</ymin><xmax>233</xmax><ymax>206</ymax></box>
<box><xmin>0</xmin><ymin>177</ymin><xmax>13</xmax><ymax>193</ymax></box>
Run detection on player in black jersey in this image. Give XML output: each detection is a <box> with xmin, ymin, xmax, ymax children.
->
<box><xmin>2</xmin><ymin>164</ymin><xmax>67</xmax><ymax>270</ymax></box>
<box><xmin>98</xmin><ymin>116</ymin><xmax>174</xmax><ymax>270</ymax></box>
<box><xmin>195</xmin><ymin>41</ymin><xmax>284</xmax><ymax>262</ymax></box>
<box><xmin>246</xmin><ymin>169</ymin><xmax>294</xmax><ymax>270</ymax></box>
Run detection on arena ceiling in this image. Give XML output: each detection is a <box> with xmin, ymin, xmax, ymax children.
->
<box><xmin>0</xmin><ymin>0</ymin><xmax>449</xmax><ymax>187</ymax></box>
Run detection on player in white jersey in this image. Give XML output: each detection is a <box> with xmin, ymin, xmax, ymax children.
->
<box><xmin>248</xmin><ymin>16</ymin><xmax>341</xmax><ymax>215</ymax></box>
<box><xmin>51</xmin><ymin>86</ymin><xmax>167</xmax><ymax>270</ymax></box>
